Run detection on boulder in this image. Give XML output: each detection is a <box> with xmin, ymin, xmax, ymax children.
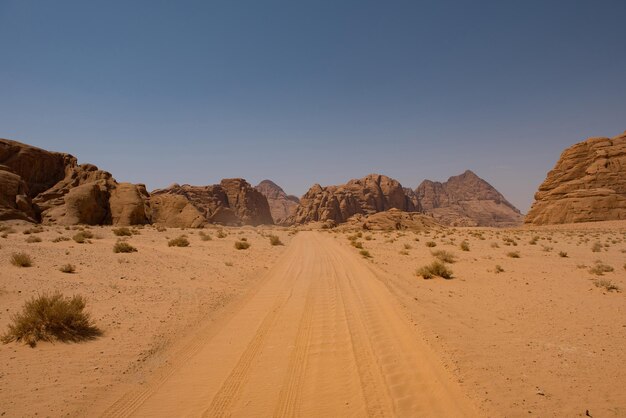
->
<box><xmin>415</xmin><ymin>170</ymin><xmax>523</xmax><ymax>227</ymax></box>
<box><xmin>525</xmin><ymin>132</ymin><xmax>626</xmax><ymax>224</ymax></box>
<box><xmin>291</xmin><ymin>174</ymin><xmax>416</xmax><ymax>224</ymax></box>
<box><xmin>150</xmin><ymin>179</ymin><xmax>273</xmax><ymax>227</ymax></box>
<box><xmin>255</xmin><ymin>179</ymin><xmax>299</xmax><ymax>225</ymax></box>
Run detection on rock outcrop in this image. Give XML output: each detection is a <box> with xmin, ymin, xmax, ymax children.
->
<box><xmin>416</xmin><ymin>170</ymin><xmax>523</xmax><ymax>227</ymax></box>
<box><xmin>0</xmin><ymin>138</ymin><xmax>150</xmax><ymax>225</ymax></box>
<box><xmin>525</xmin><ymin>131</ymin><xmax>626</xmax><ymax>225</ymax></box>
<box><xmin>150</xmin><ymin>179</ymin><xmax>273</xmax><ymax>227</ymax></box>
<box><xmin>255</xmin><ymin>180</ymin><xmax>299</xmax><ymax>225</ymax></box>
<box><xmin>290</xmin><ymin>174</ymin><xmax>416</xmax><ymax>224</ymax></box>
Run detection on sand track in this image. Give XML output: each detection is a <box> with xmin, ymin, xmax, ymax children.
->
<box><xmin>101</xmin><ymin>232</ymin><xmax>475</xmax><ymax>417</ymax></box>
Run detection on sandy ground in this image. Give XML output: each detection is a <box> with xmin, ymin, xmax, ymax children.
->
<box><xmin>0</xmin><ymin>220</ymin><xmax>625</xmax><ymax>417</ymax></box>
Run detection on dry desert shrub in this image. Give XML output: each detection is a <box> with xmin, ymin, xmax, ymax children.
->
<box><xmin>59</xmin><ymin>264</ymin><xmax>76</xmax><ymax>273</ymax></box>
<box><xmin>72</xmin><ymin>231</ymin><xmax>93</xmax><ymax>244</ymax></box>
<box><xmin>507</xmin><ymin>251</ymin><xmax>520</xmax><ymax>258</ymax></box>
<box><xmin>113</xmin><ymin>241</ymin><xmax>137</xmax><ymax>253</ymax></box>
<box><xmin>591</xmin><ymin>242</ymin><xmax>603</xmax><ymax>252</ymax></box>
<box><xmin>431</xmin><ymin>250</ymin><xmax>456</xmax><ymax>263</ymax></box>
<box><xmin>351</xmin><ymin>241</ymin><xmax>363</xmax><ymax>249</ymax></box>
<box><xmin>269</xmin><ymin>235</ymin><xmax>283</xmax><ymax>246</ymax></box>
<box><xmin>558</xmin><ymin>251</ymin><xmax>568</xmax><ymax>258</ymax></box>
<box><xmin>216</xmin><ymin>230</ymin><xmax>227</xmax><ymax>239</ymax></box>
<box><xmin>199</xmin><ymin>231</ymin><xmax>212</xmax><ymax>241</ymax></box>
<box><xmin>22</xmin><ymin>226</ymin><xmax>44</xmax><ymax>235</ymax></box>
<box><xmin>156</xmin><ymin>226</ymin><xmax>167</xmax><ymax>232</ymax></box>
<box><xmin>112</xmin><ymin>227</ymin><xmax>132</xmax><ymax>236</ymax></box>
<box><xmin>594</xmin><ymin>279</ymin><xmax>620</xmax><ymax>292</ymax></box>
<box><xmin>52</xmin><ymin>236</ymin><xmax>70</xmax><ymax>243</ymax></box>
<box><xmin>1</xmin><ymin>292</ymin><xmax>101</xmax><ymax>347</ymax></box>
<box><xmin>235</xmin><ymin>241</ymin><xmax>250</xmax><ymax>250</ymax></box>
<box><xmin>460</xmin><ymin>241</ymin><xmax>470</xmax><ymax>251</ymax></box>
<box><xmin>25</xmin><ymin>235</ymin><xmax>41</xmax><ymax>243</ymax></box>
<box><xmin>416</xmin><ymin>260</ymin><xmax>453</xmax><ymax>280</ymax></box>
<box><xmin>494</xmin><ymin>264</ymin><xmax>504</xmax><ymax>274</ymax></box>
<box><xmin>589</xmin><ymin>261</ymin><xmax>614</xmax><ymax>276</ymax></box>
<box><xmin>168</xmin><ymin>236</ymin><xmax>190</xmax><ymax>247</ymax></box>
<box><xmin>425</xmin><ymin>241</ymin><xmax>437</xmax><ymax>248</ymax></box>
<box><xmin>359</xmin><ymin>249</ymin><xmax>372</xmax><ymax>258</ymax></box>
<box><xmin>10</xmin><ymin>252</ymin><xmax>32</xmax><ymax>267</ymax></box>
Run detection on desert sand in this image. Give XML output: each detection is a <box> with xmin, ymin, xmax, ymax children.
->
<box><xmin>1</xmin><ymin>221</ymin><xmax>625</xmax><ymax>417</ymax></box>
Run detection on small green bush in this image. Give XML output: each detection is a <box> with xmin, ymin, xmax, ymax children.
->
<box><xmin>112</xmin><ymin>227</ymin><xmax>132</xmax><ymax>236</ymax></box>
<box><xmin>359</xmin><ymin>249</ymin><xmax>372</xmax><ymax>258</ymax></box>
<box><xmin>416</xmin><ymin>260</ymin><xmax>453</xmax><ymax>279</ymax></box>
<box><xmin>113</xmin><ymin>241</ymin><xmax>137</xmax><ymax>253</ymax></box>
<box><xmin>431</xmin><ymin>250</ymin><xmax>456</xmax><ymax>263</ymax></box>
<box><xmin>1</xmin><ymin>292</ymin><xmax>101</xmax><ymax>347</ymax></box>
<box><xmin>11</xmin><ymin>252</ymin><xmax>32</xmax><ymax>267</ymax></box>
<box><xmin>235</xmin><ymin>241</ymin><xmax>250</xmax><ymax>250</ymax></box>
<box><xmin>168</xmin><ymin>236</ymin><xmax>190</xmax><ymax>247</ymax></box>
<box><xmin>269</xmin><ymin>235</ymin><xmax>283</xmax><ymax>246</ymax></box>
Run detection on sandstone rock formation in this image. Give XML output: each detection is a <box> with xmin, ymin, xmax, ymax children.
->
<box><xmin>342</xmin><ymin>208</ymin><xmax>439</xmax><ymax>231</ymax></box>
<box><xmin>525</xmin><ymin>131</ymin><xmax>626</xmax><ymax>225</ymax></box>
<box><xmin>150</xmin><ymin>179</ymin><xmax>273</xmax><ymax>227</ymax></box>
<box><xmin>290</xmin><ymin>174</ymin><xmax>416</xmax><ymax>224</ymax></box>
<box><xmin>255</xmin><ymin>180</ymin><xmax>299</xmax><ymax>225</ymax></box>
<box><xmin>0</xmin><ymin>138</ymin><xmax>150</xmax><ymax>225</ymax></box>
<box><xmin>416</xmin><ymin>170</ymin><xmax>523</xmax><ymax>227</ymax></box>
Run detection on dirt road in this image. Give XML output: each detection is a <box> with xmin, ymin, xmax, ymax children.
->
<box><xmin>101</xmin><ymin>231</ymin><xmax>476</xmax><ymax>417</ymax></box>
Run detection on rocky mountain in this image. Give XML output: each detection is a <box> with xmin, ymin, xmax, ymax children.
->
<box><xmin>415</xmin><ymin>170</ymin><xmax>523</xmax><ymax>227</ymax></box>
<box><xmin>290</xmin><ymin>174</ymin><xmax>416</xmax><ymax>225</ymax></box>
<box><xmin>151</xmin><ymin>179</ymin><xmax>274</xmax><ymax>227</ymax></box>
<box><xmin>255</xmin><ymin>180</ymin><xmax>299</xmax><ymax>225</ymax></box>
<box><xmin>0</xmin><ymin>138</ymin><xmax>150</xmax><ymax>225</ymax></box>
<box><xmin>525</xmin><ymin>131</ymin><xmax>626</xmax><ymax>225</ymax></box>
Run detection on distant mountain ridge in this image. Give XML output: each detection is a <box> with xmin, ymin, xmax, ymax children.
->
<box><xmin>1</xmin><ymin>136</ymin><xmax>523</xmax><ymax>228</ymax></box>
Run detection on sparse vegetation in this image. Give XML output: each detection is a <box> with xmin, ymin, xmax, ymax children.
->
<box><xmin>112</xmin><ymin>227</ymin><xmax>132</xmax><ymax>236</ymax></box>
<box><xmin>594</xmin><ymin>279</ymin><xmax>620</xmax><ymax>292</ymax></box>
<box><xmin>1</xmin><ymin>292</ymin><xmax>101</xmax><ymax>347</ymax></box>
<box><xmin>359</xmin><ymin>249</ymin><xmax>371</xmax><ymax>258</ymax></box>
<box><xmin>460</xmin><ymin>241</ymin><xmax>470</xmax><ymax>251</ymax></box>
<box><xmin>59</xmin><ymin>264</ymin><xmax>76</xmax><ymax>274</ymax></box>
<box><xmin>589</xmin><ymin>261</ymin><xmax>614</xmax><ymax>276</ymax></box>
<box><xmin>216</xmin><ymin>230</ymin><xmax>227</xmax><ymax>239</ymax></box>
<box><xmin>494</xmin><ymin>265</ymin><xmax>504</xmax><ymax>274</ymax></box>
<box><xmin>113</xmin><ymin>241</ymin><xmax>137</xmax><ymax>253</ymax></box>
<box><xmin>72</xmin><ymin>231</ymin><xmax>93</xmax><ymax>244</ymax></box>
<box><xmin>235</xmin><ymin>241</ymin><xmax>251</xmax><ymax>250</ymax></box>
<box><xmin>52</xmin><ymin>236</ymin><xmax>70</xmax><ymax>243</ymax></box>
<box><xmin>225</xmin><ymin>261</ymin><xmax>233</xmax><ymax>267</ymax></box>
<box><xmin>431</xmin><ymin>250</ymin><xmax>456</xmax><ymax>263</ymax></box>
<box><xmin>269</xmin><ymin>235</ymin><xmax>283</xmax><ymax>246</ymax></box>
<box><xmin>25</xmin><ymin>235</ymin><xmax>42</xmax><ymax>243</ymax></box>
<box><xmin>425</xmin><ymin>241</ymin><xmax>437</xmax><ymax>248</ymax></box>
<box><xmin>168</xmin><ymin>236</ymin><xmax>190</xmax><ymax>247</ymax></box>
<box><xmin>558</xmin><ymin>251</ymin><xmax>568</xmax><ymax>258</ymax></box>
<box><xmin>416</xmin><ymin>260</ymin><xmax>453</xmax><ymax>280</ymax></box>
<box><xmin>199</xmin><ymin>231</ymin><xmax>212</xmax><ymax>241</ymax></box>
<box><xmin>10</xmin><ymin>252</ymin><xmax>32</xmax><ymax>267</ymax></box>
<box><xmin>506</xmin><ymin>251</ymin><xmax>520</xmax><ymax>258</ymax></box>
<box><xmin>591</xmin><ymin>242</ymin><xmax>602</xmax><ymax>252</ymax></box>
<box><xmin>351</xmin><ymin>241</ymin><xmax>363</xmax><ymax>249</ymax></box>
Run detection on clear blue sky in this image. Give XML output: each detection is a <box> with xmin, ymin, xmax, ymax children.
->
<box><xmin>1</xmin><ymin>1</ymin><xmax>625</xmax><ymax>212</ymax></box>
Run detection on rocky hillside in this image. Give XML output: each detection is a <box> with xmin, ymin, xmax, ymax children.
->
<box><xmin>1</xmin><ymin>138</ymin><xmax>150</xmax><ymax>225</ymax></box>
<box><xmin>525</xmin><ymin>131</ymin><xmax>626</xmax><ymax>225</ymax></box>
<box><xmin>255</xmin><ymin>180</ymin><xmax>299</xmax><ymax>225</ymax></box>
<box><xmin>151</xmin><ymin>179</ymin><xmax>273</xmax><ymax>227</ymax></box>
<box><xmin>415</xmin><ymin>170</ymin><xmax>523</xmax><ymax>227</ymax></box>
<box><xmin>289</xmin><ymin>174</ymin><xmax>416</xmax><ymax>225</ymax></box>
